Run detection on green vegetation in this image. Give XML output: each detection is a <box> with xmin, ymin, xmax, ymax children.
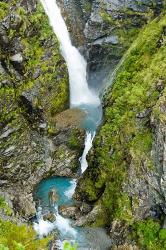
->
<box><xmin>0</xmin><ymin>184</ymin><xmax>49</xmax><ymax>250</ymax></box>
<box><xmin>0</xmin><ymin>196</ymin><xmax>12</xmax><ymax>216</ymax></box>
<box><xmin>133</xmin><ymin>219</ymin><xmax>166</xmax><ymax>250</ymax></box>
<box><xmin>0</xmin><ymin>2</ymin><xmax>9</xmax><ymax>19</ymax></box>
<box><xmin>0</xmin><ymin>220</ymin><xmax>49</xmax><ymax>250</ymax></box>
<box><xmin>68</xmin><ymin>129</ymin><xmax>83</xmax><ymax>151</ymax></box>
<box><xmin>94</xmin><ymin>13</ymin><xmax>166</xmax><ymax>223</ymax></box>
<box><xmin>76</xmin><ymin>13</ymin><xmax>166</xmax><ymax>250</ymax></box>
<box><xmin>63</xmin><ymin>241</ymin><xmax>77</xmax><ymax>250</ymax></box>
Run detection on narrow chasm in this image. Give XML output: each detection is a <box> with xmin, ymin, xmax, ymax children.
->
<box><xmin>0</xmin><ymin>0</ymin><xmax>166</xmax><ymax>250</ymax></box>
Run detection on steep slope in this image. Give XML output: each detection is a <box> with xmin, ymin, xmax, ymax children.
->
<box><xmin>75</xmin><ymin>11</ymin><xmax>166</xmax><ymax>249</ymax></box>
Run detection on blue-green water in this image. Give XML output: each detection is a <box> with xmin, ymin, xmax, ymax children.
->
<box><xmin>34</xmin><ymin>177</ymin><xmax>75</xmax><ymax>212</ymax></box>
<box><xmin>77</xmin><ymin>104</ymin><xmax>103</xmax><ymax>132</ymax></box>
<box><xmin>34</xmin><ymin>177</ymin><xmax>112</xmax><ymax>249</ymax></box>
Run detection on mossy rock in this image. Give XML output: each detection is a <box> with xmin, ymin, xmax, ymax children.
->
<box><xmin>52</xmin><ymin>108</ymin><xmax>86</xmax><ymax>129</ymax></box>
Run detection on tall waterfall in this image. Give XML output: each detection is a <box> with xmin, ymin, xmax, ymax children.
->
<box><xmin>35</xmin><ymin>0</ymin><xmax>102</xmax><ymax>245</ymax></box>
<box><xmin>40</xmin><ymin>0</ymin><xmax>100</xmax><ymax>107</ymax></box>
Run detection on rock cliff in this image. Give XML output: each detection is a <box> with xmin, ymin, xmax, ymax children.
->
<box><xmin>0</xmin><ymin>0</ymin><xmax>84</xmax><ymax>221</ymax></box>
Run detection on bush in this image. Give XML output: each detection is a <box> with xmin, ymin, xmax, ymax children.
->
<box><xmin>0</xmin><ymin>220</ymin><xmax>49</xmax><ymax>250</ymax></box>
<box><xmin>133</xmin><ymin>219</ymin><xmax>166</xmax><ymax>250</ymax></box>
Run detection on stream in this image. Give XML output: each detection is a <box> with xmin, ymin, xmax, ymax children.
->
<box><xmin>33</xmin><ymin>0</ymin><xmax>110</xmax><ymax>249</ymax></box>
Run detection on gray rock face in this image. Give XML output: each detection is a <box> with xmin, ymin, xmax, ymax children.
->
<box><xmin>57</xmin><ymin>0</ymin><xmax>163</xmax><ymax>92</ymax></box>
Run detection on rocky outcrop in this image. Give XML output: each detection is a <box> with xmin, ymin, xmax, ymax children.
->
<box><xmin>75</xmin><ymin>12</ymin><xmax>166</xmax><ymax>248</ymax></box>
<box><xmin>0</xmin><ymin>0</ymin><xmax>84</xmax><ymax>221</ymax></box>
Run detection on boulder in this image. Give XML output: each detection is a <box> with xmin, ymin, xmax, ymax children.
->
<box><xmin>74</xmin><ymin>205</ymin><xmax>102</xmax><ymax>227</ymax></box>
<box><xmin>53</xmin><ymin>108</ymin><xmax>86</xmax><ymax>129</ymax></box>
<box><xmin>10</xmin><ymin>53</ymin><xmax>23</xmax><ymax>63</ymax></box>
<box><xmin>43</xmin><ymin>212</ymin><xmax>56</xmax><ymax>223</ymax></box>
<box><xmin>59</xmin><ymin>205</ymin><xmax>79</xmax><ymax>219</ymax></box>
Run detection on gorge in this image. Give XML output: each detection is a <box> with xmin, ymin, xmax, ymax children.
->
<box><xmin>0</xmin><ymin>0</ymin><xmax>166</xmax><ymax>250</ymax></box>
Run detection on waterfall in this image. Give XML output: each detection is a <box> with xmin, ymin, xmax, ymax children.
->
<box><xmin>40</xmin><ymin>0</ymin><xmax>100</xmax><ymax>107</ymax></box>
<box><xmin>80</xmin><ymin>131</ymin><xmax>96</xmax><ymax>173</ymax></box>
<box><xmin>34</xmin><ymin>0</ymin><xmax>102</xmax><ymax>245</ymax></box>
<box><xmin>40</xmin><ymin>0</ymin><xmax>102</xmax><ymax>170</ymax></box>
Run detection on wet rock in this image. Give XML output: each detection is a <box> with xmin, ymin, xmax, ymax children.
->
<box><xmin>43</xmin><ymin>212</ymin><xmax>56</xmax><ymax>223</ymax></box>
<box><xmin>59</xmin><ymin>205</ymin><xmax>79</xmax><ymax>219</ymax></box>
<box><xmin>74</xmin><ymin>205</ymin><xmax>102</xmax><ymax>227</ymax></box>
<box><xmin>80</xmin><ymin>202</ymin><xmax>92</xmax><ymax>214</ymax></box>
<box><xmin>93</xmin><ymin>35</ymin><xmax>119</xmax><ymax>45</ymax></box>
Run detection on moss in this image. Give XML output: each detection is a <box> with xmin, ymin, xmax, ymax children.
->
<box><xmin>132</xmin><ymin>219</ymin><xmax>166</xmax><ymax>250</ymax></box>
<box><xmin>97</xmin><ymin>15</ymin><xmax>166</xmax><ymax>221</ymax></box>
<box><xmin>67</xmin><ymin>129</ymin><xmax>84</xmax><ymax>151</ymax></box>
<box><xmin>0</xmin><ymin>196</ymin><xmax>12</xmax><ymax>217</ymax></box>
<box><xmin>0</xmin><ymin>2</ymin><xmax>9</xmax><ymax>20</ymax></box>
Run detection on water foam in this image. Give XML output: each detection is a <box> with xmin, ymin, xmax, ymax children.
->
<box><xmin>34</xmin><ymin>205</ymin><xmax>77</xmax><ymax>239</ymax></box>
<box><xmin>64</xmin><ymin>179</ymin><xmax>77</xmax><ymax>199</ymax></box>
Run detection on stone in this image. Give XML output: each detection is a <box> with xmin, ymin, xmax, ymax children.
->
<box><xmin>10</xmin><ymin>53</ymin><xmax>23</xmax><ymax>63</ymax></box>
<box><xmin>0</xmin><ymin>127</ymin><xmax>15</xmax><ymax>139</ymax></box>
<box><xmin>74</xmin><ymin>205</ymin><xmax>102</xmax><ymax>227</ymax></box>
<box><xmin>4</xmin><ymin>146</ymin><xmax>16</xmax><ymax>155</ymax></box>
<box><xmin>93</xmin><ymin>35</ymin><xmax>119</xmax><ymax>45</ymax></box>
<box><xmin>59</xmin><ymin>205</ymin><xmax>79</xmax><ymax>219</ymax></box>
<box><xmin>13</xmin><ymin>192</ymin><xmax>36</xmax><ymax>219</ymax></box>
<box><xmin>43</xmin><ymin>212</ymin><xmax>56</xmax><ymax>223</ymax></box>
<box><xmin>53</xmin><ymin>108</ymin><xmax>86</xmax><ymax>129</ymax></box>
<box><xmin>136</xmin><ymin>108</ymin><xmax>151</xmax><ymax>118</ymax></box>
<box><xmin>39</xmin><ymin>123</ymin><xmax>47</xmax><ymax>129</ymax></box>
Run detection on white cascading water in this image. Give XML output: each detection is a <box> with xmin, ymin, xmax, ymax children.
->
<box><xmin>34</xmin><ymin>206</ymin><xmax>76</xmax><ymax>249</ymax></box>
<box><xmin>40</xmin><ymin>0</ymin><xmax>100</xmax><ymax>107</ymax></box>
<box><xmin>34</xmin><ymin>0</ymin><xmax>101</xmax><ymax>245</ymax></box>
<box><xmin>80</xmin><ymin>131</ymin><xmax>96</xmax><ymax>173</ymax></box>
<box><xmin>34</xmin><ymin>188</ymin><xmax>77</xmax><ymax>248</ymax></box>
